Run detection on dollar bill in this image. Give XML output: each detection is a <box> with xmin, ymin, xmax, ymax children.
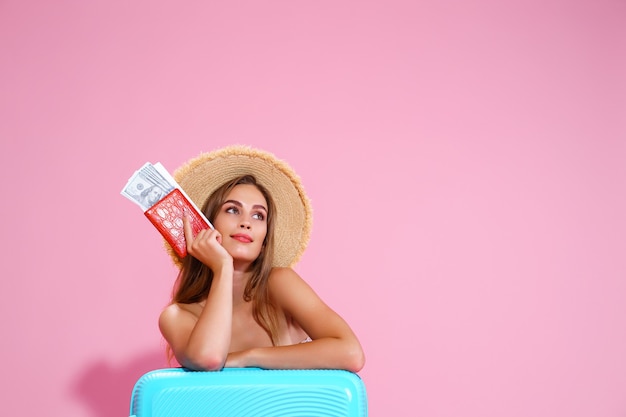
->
<box><xmin>121</xmin><ymin>162</ymin><xmax>176</xmax><ymax>211</ymax></box>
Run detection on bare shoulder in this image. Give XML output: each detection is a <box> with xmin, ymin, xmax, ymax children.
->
<box><xmin>268</xmin><ymin>267</ymin><xmax>303</xmax><ymax>285</ymax></box>
<box><xmin>158</xmin><ymin>303</ymin><xmax>199</xmax><ymax>331</ymax></box>
<box><xmin>268</xmin><ymin>267</ymin><xmax>312</xmax><ymax>295</ymax></box>
<box><xmin>268</xmin><ymin>267</ymin><xmax>325</xmax><ymax>311</ymax></box>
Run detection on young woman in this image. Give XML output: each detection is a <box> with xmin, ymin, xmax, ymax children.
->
<box><xmin>158</xmin><ymin>146</ymin><xmax>365</xmax><ymax>372</ymax></box>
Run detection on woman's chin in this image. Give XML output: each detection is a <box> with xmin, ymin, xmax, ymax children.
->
<box><xmin>229</xmin><ymin>250</ymin><xmax>261</xmax><ymax>265</ymax></box>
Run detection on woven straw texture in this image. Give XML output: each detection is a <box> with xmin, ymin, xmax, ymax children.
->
<box><xmin>166</xmin><ymin>145</ymin><xmax>312</xmax><ymax>268</ymax></box>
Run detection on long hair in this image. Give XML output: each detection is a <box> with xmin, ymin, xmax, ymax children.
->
<box><xmin>170</xmin><ymin>175</ymin><xmax>281</xmax><ymax>346</ymax></box>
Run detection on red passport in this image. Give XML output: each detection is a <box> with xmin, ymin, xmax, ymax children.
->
<box><xmin>144</xmin><ymin>188</ymin><xmax>210</xmax><ymax>258</ymax></box>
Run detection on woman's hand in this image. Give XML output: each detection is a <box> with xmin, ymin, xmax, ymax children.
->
<box><xmin>159</xmin><ymin>216</ymin><xmax>235</xmax><ymax>371</ymax></box>
<box><xmin>224</xmin><ymin>350</ymin><xmax>249</xmax><ymax>368</ymax></box>
<box><xmin>183</xmin><ymin>215</ymin><xmax>232</xmax><ymax>271</ymax></box>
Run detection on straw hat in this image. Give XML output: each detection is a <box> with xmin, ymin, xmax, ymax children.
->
<box><xmin>167</xmin><ymin>145</ymin><xmax>312</xmax><ymax>268</ymax></box>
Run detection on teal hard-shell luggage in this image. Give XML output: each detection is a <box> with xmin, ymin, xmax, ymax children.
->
<box><xmin>130</xmin><ymin>367</ymin><xmax>368</xmax><ymax>416</ymax></box>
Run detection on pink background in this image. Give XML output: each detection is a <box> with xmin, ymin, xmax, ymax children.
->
<box><xmin>1</xmin><ymin>1</ymin><xmax>625</xmax><ymax>416</ymax></box>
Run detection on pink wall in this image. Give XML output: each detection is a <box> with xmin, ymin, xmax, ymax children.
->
<box><xmin>1</xmin><ymin>0</ymin><xmax>625</xmax><ymax>416</ymax></box>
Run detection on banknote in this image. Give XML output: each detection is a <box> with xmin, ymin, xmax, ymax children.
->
<box><xmin>121</xmin><ymin>161</ymin><xmax>214</xmax><ymax>256</ymax></box>
<box><xmin>121</xmin><ymin>162</ymin><xmax>176</xmax><ymax>211</ymax></box>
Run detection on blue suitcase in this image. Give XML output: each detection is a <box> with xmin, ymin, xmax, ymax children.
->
<box><xmin>130</xmin><ymin>368</ymin><xmax>368</xmax><ymax>416</ymax></box>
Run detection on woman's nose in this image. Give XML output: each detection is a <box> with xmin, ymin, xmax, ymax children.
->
<box><xmin>240</xmin><ymin>221</ymin><xmax>251</xmax><ymax>229</ymax></box>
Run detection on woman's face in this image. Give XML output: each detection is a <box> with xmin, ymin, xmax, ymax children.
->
<box><xmin>213</xmin><ymin>184</ymin><xmax>268</xmax><ymax>264</ymax></box>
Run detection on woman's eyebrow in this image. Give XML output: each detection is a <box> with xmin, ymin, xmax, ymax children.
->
<box><xmin>253</xmin><ymin>204</ymin><xmax>268</xmax><ymax>213</ymax></box>
<box><xmin>224</xmin><ymin>200</ymin><xmax>267</xmax><ymax>212</ymax></box>
<box><xmin>223</xmin><ymin>199</ymin><xmax>242</xmax><ymax>207</ymax></box>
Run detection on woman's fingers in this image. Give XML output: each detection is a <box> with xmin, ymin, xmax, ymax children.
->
<box><xmin>183</xmin><ymin>215</ymin><xmax>210</xmax><ymax>252</ymax></box>
<box><xmin>183</xmin><ymin>215</ymin><xmax>230</xmax><ymax>269</ymax></box>
<box><xmin>183</xmin><ymin>215</ymin><xmax>195</xmax><ymax>252</ymax></box>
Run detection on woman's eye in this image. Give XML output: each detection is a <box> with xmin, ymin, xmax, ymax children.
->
<box><xmin>252</xmin><ymin>213</ymin><xmax>265</xmax><ymax>221</ymax></box>
<box><xmin>226</xmin><ymin>206</ymin><xmax>239</xmax><ymax>214</ymax></box>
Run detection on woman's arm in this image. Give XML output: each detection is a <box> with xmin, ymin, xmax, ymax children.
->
<box><xmin>158</xmin><ymin>217</ymin><xmax>235</xmax><ymax>371</ymax></box>
<box><xmin>159</xmin><ymin>263</ymin><xmax>233</xmax><ymax>371</ymax></box>
<box><xmin>226</xmin><ymin>267</ymin><xmax>366</xmax><ymax>372</ymax></box>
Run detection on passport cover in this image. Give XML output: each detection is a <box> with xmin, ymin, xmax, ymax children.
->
<box><xmin>144</xmin><ymin>188</ymin><xmax>210</xmax><ymax>258</ymax></box>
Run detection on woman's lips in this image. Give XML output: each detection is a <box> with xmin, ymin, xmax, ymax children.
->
<box><xmin>231</xmin><ymin>234</ymin><xmax>253</xmax><ymax>243</ymax></box>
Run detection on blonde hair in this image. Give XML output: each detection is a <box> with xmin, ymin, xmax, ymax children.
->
<box><xmin>167</xmin><ymin>175</ymin><xmax>280</xmax><ymax>362</ymax></box>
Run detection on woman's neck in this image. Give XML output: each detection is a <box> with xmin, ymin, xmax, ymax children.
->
<box><xmin>231</xmin><ymin>262</ymin><xmax>253</xmax><ymax>302</ymax></box>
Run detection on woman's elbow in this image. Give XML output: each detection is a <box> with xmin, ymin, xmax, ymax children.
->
<box><xmin>342</xmin><ymin>344</ymin><xmax>366</xmax><ymax>373</ymax></box>
<box><xmin>179</xmin><ymin>351</ymin><xmax>226</xmax><ymax>372</ymax></box>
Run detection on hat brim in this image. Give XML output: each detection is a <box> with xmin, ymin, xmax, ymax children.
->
<box><xmin>166</xmin><ymin>145</ymin><xmax>312</xmax><ymax>269</ymax></box>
